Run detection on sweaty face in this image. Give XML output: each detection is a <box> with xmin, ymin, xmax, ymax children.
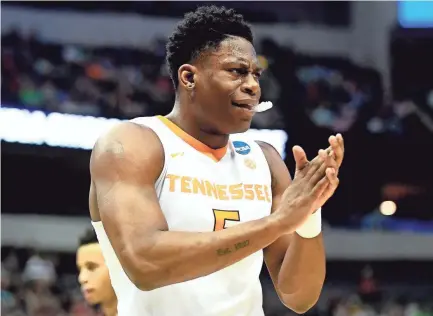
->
<box><xmin>193</xmin><ymin>36</ymin><xmax>262</xmax><ymax>135</ymax></box>
<box><xmin>76</xmin><ymin>243</ymin><xmax>116</xmax><ymax>306</ymax></box>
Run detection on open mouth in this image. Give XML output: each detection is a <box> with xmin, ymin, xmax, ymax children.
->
<box><xmin>232</xmin><ymin>102</ymin><xmax>253</xmax><ymax>110</ymax></box>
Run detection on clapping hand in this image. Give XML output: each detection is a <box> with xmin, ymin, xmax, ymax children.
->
<box><xmin>292</xmin><ymin>134</ymin><xmax>344</xmax><ymax>211</ymax></box>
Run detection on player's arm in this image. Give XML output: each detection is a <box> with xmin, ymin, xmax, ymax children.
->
<box><xmin>90</xmin><ymin>122</ymin><xmax>293</xmax><ymax>291</ymax></box>
<box><xmin>258</xmin><ymin>141</ymin><xmax>326</xmax><ymax>314</ymax></box>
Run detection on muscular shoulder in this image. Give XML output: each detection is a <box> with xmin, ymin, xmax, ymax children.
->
<box><xmin>90</xmin><ymin>121</ymin><xmax>164</xmax><ymax>185</ymax></box>
<box><xmin>256</xmin><ymin>141</ymin><xmax>292</xmax><ymax>198</ymax></box>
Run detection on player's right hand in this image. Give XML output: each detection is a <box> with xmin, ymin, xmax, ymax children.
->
<box><xmin>276</xmin><ymin>146</ymin><xmax>336</xmax><ymax>232</ymax></box>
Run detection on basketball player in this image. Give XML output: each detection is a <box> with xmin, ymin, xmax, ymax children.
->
<box><xmin>76</xmin><ymin>229</ymin><xmax>117</xmax><ymax>316</ymax></box>
<box><xmin>89</xmin><ymin>5</ymin><xmax>344</xmax><ymax>316</ymax></box>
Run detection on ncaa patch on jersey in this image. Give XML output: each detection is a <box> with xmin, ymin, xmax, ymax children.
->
<box><xmin>233</xmin><ymin>141</ymin><xmax>251</xmax><ymax>155</ymax></box>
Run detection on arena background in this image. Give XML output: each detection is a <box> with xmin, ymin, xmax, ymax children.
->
<box><xmin>1</xmin><ymin>1</ymin><xmax>433</xmax><ymax>315</ymax></box>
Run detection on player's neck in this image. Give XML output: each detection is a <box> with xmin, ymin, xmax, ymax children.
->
<box><xmin>101</xmin><ymin>298</ymin><xmax>117</xmax><ymax>316</ymax></box>
<box><xmin>167</xmin><ymin>104</ymin><xmax>229</xmax><ymax>150</ymax></box>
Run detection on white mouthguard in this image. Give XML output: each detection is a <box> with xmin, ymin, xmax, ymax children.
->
<box><xmin>253</xmin><ymin>101</ymin><xmax>273</xmax><ymax>113</ymax></box>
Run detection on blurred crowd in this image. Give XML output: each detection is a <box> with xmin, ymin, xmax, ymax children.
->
<box><xmin>1</xmin><ymin>28</ymin><xmax>173</xmax><ymax>120</ymax></box>
<box><xmin>2</xmin><ymin>26</ymin><xmax>432</xmax><ymax>135</ymax></box>
<box><xmin>2</xmin><ymin>247</ymin><xmax>433</xmax><ymax>316</ymax></box>
<box><xmin>0</xmin><ymin>27</ymin><xmax>383</xmax><ymax>131</ymax></box>
<box><xmin>1</xmin><ymin>249</ymin><xmax>87</xmax><ymax>316</ymax></box>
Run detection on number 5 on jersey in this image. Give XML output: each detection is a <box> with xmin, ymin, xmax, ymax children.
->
<box><xmin>213</xmin><ymin>209</ymin><xmax>240</xmax><ymax>231</ymax></box>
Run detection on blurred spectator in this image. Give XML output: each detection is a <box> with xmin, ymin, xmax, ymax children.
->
<box><xmin>22</xmin><ymin>251</ymin><xmax>57</xmax><ymax>286</ymax></box>
<box><xmin>18</xmin><ymin>75</ymin><xmax>44</xmax><ymax>109</ymax></box>
<box><xmin>358</xmin><ymin>265</ymin><xmax>381</xmax><ymax>305</ymax></box>
<box><xmin>2</xmin><ymin>265</ymin><xmax>19</xmax><ymax>314</ymax></box>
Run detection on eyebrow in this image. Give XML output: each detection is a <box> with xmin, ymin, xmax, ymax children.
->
<box><xmin>222</xmin><ymin>57</ymin><xmax>263</xmax><ymax>72</ymax></box>
<box><xmin>77</xmin><ymin>260</ymin><xmax>99</xmax><ymax>266</ymax></box>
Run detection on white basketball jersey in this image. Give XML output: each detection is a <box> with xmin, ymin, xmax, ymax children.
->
<box><xmin>92</xmin><ymin>115</ymin><xmax>272</xmax><ymax>316</ymax></box>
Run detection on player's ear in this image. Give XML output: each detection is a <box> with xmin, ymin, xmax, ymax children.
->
<box><xmin>178</xmin><ymin>64</ymin><xmax>197</xmax><ymax>90</ymax></box>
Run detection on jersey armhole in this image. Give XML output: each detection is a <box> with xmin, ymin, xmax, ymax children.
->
<box><xmin>254</xmin><ymin>140</ymin><xmax>277</xmax><ymax>188</ymax></box>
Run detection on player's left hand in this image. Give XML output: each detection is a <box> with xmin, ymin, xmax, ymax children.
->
<box><xmin>295</xmin><ymin>134</ymin><xmax>344</xmax><ymax>211</ymax></box>
<box><xmin>313</xmin><ymin>133</ymin><xmax>344</xmax><ymax>209</ymax></box>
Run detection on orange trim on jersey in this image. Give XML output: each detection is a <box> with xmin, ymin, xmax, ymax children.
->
<box><xmin>157</xmin><ymin>116</ymin><xmax>228</xmax><ymax>162</ymax></box>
